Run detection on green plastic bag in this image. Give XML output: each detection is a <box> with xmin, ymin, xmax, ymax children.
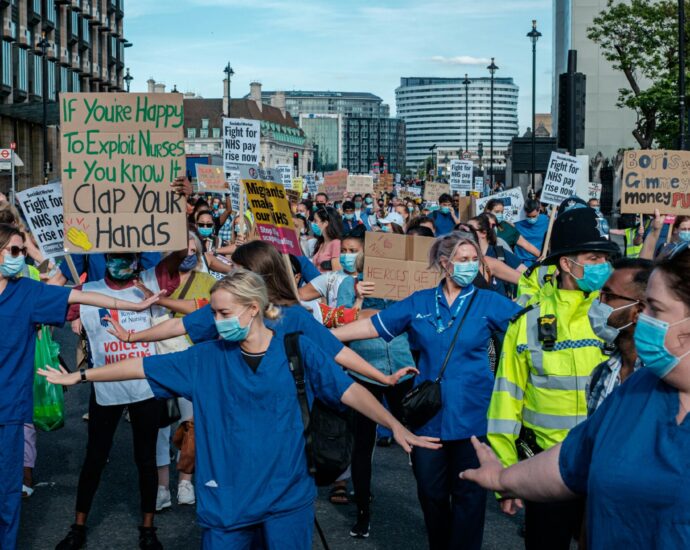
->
<box><xmin>33</xmin><ymin>326</ymin><xmax>65</xmax><ymax>432</ymax></box>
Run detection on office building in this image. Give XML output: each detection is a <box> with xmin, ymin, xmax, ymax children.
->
<box><xmin>261</xmin><ymin>90</ymin><xmax>389</xmax><ymax>119</ymax></box>
<box><xmin>0</xmin><ymin>0</ymin><xmax>128</xmax><ymax>192</ymax></box>
<box><xmin>395</xmin><ymin>76</ymin><xmax>519</xmax><ymax>171</ymax></box>
<box><xmin>342</xmin><ymin>117</ymin><xmax>405</xmax><ymax>175</ymax></box>
<box><xmin>297</xmin><ymin>113</ymin><xmax>342</xmax><ymax>172</ymax></box>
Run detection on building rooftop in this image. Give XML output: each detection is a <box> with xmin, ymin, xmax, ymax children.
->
<box><xmin>257</xmin><ymin>90</ymin><xmax>383</xmax><ymax>101</ymax></box>
<box><xmin>184</xmin><ymin>98</ymin><xmax>300</xmax><ymax>129</ymax></box>
<box><xmin>398</xmin><ymin>77</ymin><xmax>516</xmax><ymax>86</ymax></box>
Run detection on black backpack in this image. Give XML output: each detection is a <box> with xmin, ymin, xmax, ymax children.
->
<box><xmin>284</xmin><ymin>332</ymin><xmax>354</xmax><ymax>487</ymax></box>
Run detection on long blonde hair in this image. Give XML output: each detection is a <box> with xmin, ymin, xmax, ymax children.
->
<box><xmin>210</xmin><ymin>268</ymin><xmax>281</xmax><ymax>320</ymax></box>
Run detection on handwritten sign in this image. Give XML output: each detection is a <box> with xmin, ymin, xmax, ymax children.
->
<box><xmin>375</xmin><ymin>173</ymin><xmax>394</xmax><ymax>195</ymax></box>
<box><xmin>304</xmin><ymin>174</ymin><xmax>318</xmax><ymax>195</ymax></box>
<box><xmin>321</xmin><ymin>169</ymin><xmax>348</xmax><ymax>202</ymax></box>
<box><xmin>540</xmin><ymin>152</ymin><xmax>582</xmax><ymax>206</ymax></box>
<box><xmin>576</xmin><ymin>180</ymin><xmax>602</xmax><ymax>202</ymax></box>
<box><xmin>275</xmin><ymin>164</ymin><xmax>293</xmax><ymax>189</ymax></box>
<box><xmin>450</xmin><ymin>160</ymin><xmax>473</xmax><ymax>194</ymax></box>
<box><xmin>475</xmin><ymin>188</ymin><xmax>525</xmax><ymax>223</ymax></box>
<box><xmin>243</xmin><ymin>178</ymin><xmax>301</xmax><ymax>256</ymax></box>
<box><xmin>60</xmin><ymin>93</ymin><xmax>186</xmax><ymax>253</ymax></box>
<box><xmin>347</xmin><ymin>175</ymin><xmax>374</xmax><ymax>195</ymax></box>
<box><xmin>17</xmin><ymin>183</ymin><xmax>64</xmax><ymax>259</ymax></box>
<box><xmin>621</xmin><ymin>150</ymin><xmax>690</xmax><ymax>214</ymax></box>
<box><xmin>423</xmin><ymin>182</ymin><xmax>450</xmax><ymax>202</ymax></box>
<box><xmin>196</xmin><ymin>164</ymin><xmax>227</xmax><ymax>194</ymax></box>
<box><xmin>223</xmin><ymin>118</ymin><xmax>260</xmax><ymax>171</ymax></box>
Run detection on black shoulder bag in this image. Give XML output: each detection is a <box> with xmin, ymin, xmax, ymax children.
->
<box><xmin>401</xmin><ymin>291</ymin><xmax>477</xmax><ymax>430</ymax></box>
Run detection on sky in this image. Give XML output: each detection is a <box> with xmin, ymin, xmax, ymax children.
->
<box><xmin>125</xmin><ymin>0</ymin><xmax>553</xmax><ymax>132</ymax></box>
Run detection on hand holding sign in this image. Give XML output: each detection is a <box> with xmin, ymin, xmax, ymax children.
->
<box><xmin>66</xmin><ymin>227</ymin><xmax>93</xmax><ymax>251</ymax></box>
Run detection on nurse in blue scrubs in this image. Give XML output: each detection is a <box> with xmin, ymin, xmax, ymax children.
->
<box><xmin>332</xmin><ymin>231</ymin><xmax>521</xmax><ymax>550</ymax></box>
<box><xmin>41</xmin><ymin>268</ymin><xmax>441</xmax><ymax>549</ymax></box>
<box><xmin>0</xmin><ymin>224</ymin><xmax>162</xmax><ymax>550</ymax></box>
<box><xmin>460</xmin><ymin>244</ymin><xmax>690</xmax><ymax>549</ymax></box>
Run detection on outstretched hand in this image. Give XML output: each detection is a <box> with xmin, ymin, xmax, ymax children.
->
<box><xmin>459</xmin><ymin>436</ymin><xmax>507</xmax><ymax>493</ymax></box>
<box><xmin>391</xmin><ymin>424</ymin><xmax>442</xmax><ymax>454</ymax></box>
<box><xmin>386</xmin><ymin>366</ymin><xmax>419</xmax><ymax>386</ymax></box>
<box><xmin>130</xmin><ymin>290</ymin><xmax>166</xmax><ymax>311</ymax></box>
<box><xmin>37</xmin><ymin>364</ymin><xmax>80</xmax><ymax>386</ymax></box>
<box><xmin>104</xmin><ymin>315</ymin><xmax>129</xmax><ymax>342</ymax></box>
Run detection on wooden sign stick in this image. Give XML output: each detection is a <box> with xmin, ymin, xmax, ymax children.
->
<box><xmin>538</xmin><ymin>206</ymin><xmax>558</xmax><ymax>262</ymax></box>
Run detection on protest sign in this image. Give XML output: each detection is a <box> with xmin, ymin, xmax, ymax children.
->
<box><xmin>363</xmin><ymin>232</ymin><xmax>442</xmax><ymax>300</ymax></box>
<box><xmin>243</xmin><ymin>178</ymin><xmax>301</xmax><ymax>256</ymax></box>
<box><xmin>304</xmin><ymin>174</ymin><xmax>318</xmax><ymax>195</ymax></box>
<box><xmin>621</xmin><ymin>150</ymin><xmax>690</xmax><ymax>215</ymax></box>
<box><xmin>449</xmin><ymin>160</ymin><xmax>473</xmax><ymax>194</ymax></box>
<box><xmin>474</xmin><ymin>177</ymin><xmax>484</xmax><ymax>194</ymax></box>
<box><xmin>222</xmin><ymin>118</ymin><xmax>260</xmax><ymax>171</ymax></box>
<box><xmin>196</xmin><ymin>164</ymin><xmax>227</xmax><ymax>194</ymax></box>
<box><xmin>17</xmin><ymin>183</ymin><xmax>64</xmax><ymax>259</ymax></box>
<box><xmin>347</xmin><ymin>175</ymin><xmax>374</xmax><ymax>195</ymax></box>
<box><xmin>375</xmin><ymin>173</ymin><xmax>394</xmax><ymax>194</ymax></box>
<box><xmin>321</xmin><ymin>169</ymin><xmax>348</xmax><ymax>202</ymax></box>
<box><xmin>275</xmin><ymin>164</ymin><xmax>293</xmax><ymax>189</ymax></box>
<box><xmin>540</xmin><ymin>152</ymin><xmax>582</xmax><ymax>206</ymax></box>
<box><xmin>575</xmin><ymin>180</ymin><xmax>602</xmax><ymax>202</ymax></box>
<box><xmin>60</xmin><ymin>93</ymin><xmax>186</xmax><ymax>253</ymax></box>
<box><xmin>292</xmin><ymin>177</ymin><xmax>303</xmax><ymax>195</ymax></box>
<box><xmin>475</xmin><ymin>188</ymin><xmax>525</xmax><ymax>223</ymax></box>
<box><xmin>285</xmin><ymin>189</ymin><xmax>301</xmax><ymax>204</ymax></box>
<box><xmin>423</xmin><ymin>182</ymin><xmax>450</xmax><ymax>202</ymax></box>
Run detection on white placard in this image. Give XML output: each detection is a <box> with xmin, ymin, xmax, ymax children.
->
<box><xmin>275</xmin><ymin>164</ymin><xmax>293</xmax><ymax>189</ymax></box>
<box><xmin>541</xmin><ymin>152</ymin><xmax>583</xmax><ymax>206</ymax></box>
<box><xmin>474</xmin><ymin>177</ymin><xmax>484</xmax><ymax>194</ymax></box>
<box><xmin>449</xmin><ymin>160</ymin><xmax>473</xmax><ymax>194</ymax></box>
<box><xmin>475</xmin><ymin>188</ymin><xmax>526</xmax><ymax>223</ymax></box>
<box><xmin>304</xmin><ymin>173</ymin><xmax>318</xmax><ymax>195</ymax></box>
<box><xmin>222</xmin><ymin>118</ymin><xmax>261</xmax><ymax>171</ymax></box>
<box><xmin>17</xmin><ymin>183</ymin><xmax>64</xmax><ymax>259</ymax></box>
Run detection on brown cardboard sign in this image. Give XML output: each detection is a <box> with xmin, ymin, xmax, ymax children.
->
<box><xmin>423</xmin><ymin>182</ymin><xmax>450</xmax><ymax>202</ymax></box>
<box><xmin>60</xmin><ymin>93</ymin><xmax>187</xmax><ymax>253</ymax></box>
<box><xmin>321</xmin><ymin>169</ymin><xmax>349</xmax><ymax>202</ymax></box>
<box><xmin>374</xmin><ymin>173</ymin><xmax>394</xmax><ymax>195</ymax></box>
<box><xmin>456</xmin><ymin>196</ymin><xmax>472</xmax><ymax>222</ymax></box>
<box><xmin>363</xmin><ymin>232</ymin><xmax>442</xmax><ymax>299</ymax></box>
<box><xmin>196</xmin><ymin>164</ymin><xmax>228</xmax><ymax>194</ymax></box>
<box><xmin>621</xmin><ymin>150</ymin><xmax>690</xmax><ymax>214</ymax></box>
<box><xmin>346</xmin><ymin>175</ymin><xmax>374</xmax><ymax>195</ymax></box>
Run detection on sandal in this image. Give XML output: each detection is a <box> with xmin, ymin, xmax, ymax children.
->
<box><xmin>329</xmin><ymin>486</ymin><xmax>349</xmax><ymax>505</ymax></box>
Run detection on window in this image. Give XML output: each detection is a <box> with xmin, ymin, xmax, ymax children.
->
<box><xmin>187</xmin><ymin>128</ymin><xmax>197</xmax><ymax>139</ymax></box>
<box><xmin>32</xmin><ymin>53</ymin><xmax>42</xmax><ymax>96</ymax></box>
<box><xmin>16</xmin><ymin>47</ymin><xmax>28</xmax><ymax>92</ymax></box>
<box><xmin>47</xmin><ymin>61</ymin><xmax>56</xmax><ymax>100</ymax></box>
<box><xmin>201</xmin><ymin>118</ymin><xmax>209</xmax><ymax>129</ymax></box>
<box><xmin>200</xmin><ymin>129</ymin><xmax>208</xmax><ymax>139</ymax></box>
<box><xmin>1</xmin><ymin>42</ymin><xmax>11</xmax><ymax>87</ymax></box>
<box><xmin>212</xmin><ymin>128</ymin><xmax>220</xmax><ymax>138</ymax></box>
<box><xmin>60</xmin><ymin>66</ymin><xmax>69</xmax><ymax>92</ymax></box>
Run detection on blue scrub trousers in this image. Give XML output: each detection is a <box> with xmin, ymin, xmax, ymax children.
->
<box><xmin>412</xmin><ymin>438</ymin><xmax>487</xmax><ymax>550</ymax></box>
<box><xmin>0</xmin><ymin>424</ymin><xmax>23</xmax><ymax>550</ymax></box>
<box><xmin>201</xmin><ymin>504</ymin><xmax>314</xmax><ymax>550</ymax></box>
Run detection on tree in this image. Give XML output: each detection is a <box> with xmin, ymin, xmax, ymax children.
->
<box><xmin>587</xmin><ymin>0</ymin><xmax>688</xmax><ymax>149</ymax></box>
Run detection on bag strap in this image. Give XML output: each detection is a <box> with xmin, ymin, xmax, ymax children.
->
<box><xmin>435</xmin><ymin>291</ymin><xmax>477</xmax><ymax>383</ymax></box>
<box><xmin>284</xmin><ymin>332</ymin><xmax>316</xmax><ymax>476</ymax></box>
<box><xmin>177</xmin><ymin>271</ymin><xmax>196</xmax><ymax>301</ymax></box>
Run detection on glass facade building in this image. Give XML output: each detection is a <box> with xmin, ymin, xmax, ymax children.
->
<box><xmin>342</xmin><ymin>117</ymin><xmax>405</xmax><ymax>175</ymax></box>
<box><xmin>298</xmin><ymin>114</ymin><xmax>342</xmax><ymax>172</ymax></box>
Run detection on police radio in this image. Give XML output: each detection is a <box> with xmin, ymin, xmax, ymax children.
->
<box><xmin>538</xmin><ymin>315</ymin><xmax>557</xmax><ymax>351</ymax></box>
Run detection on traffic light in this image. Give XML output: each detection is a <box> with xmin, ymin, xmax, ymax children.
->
<box><xmin>293</xmin><ymin>152</ymin><xmax>299</xmax><ymax>176</ymax></box>
<box><xmin>378</xmin><ymin>155</ymin><xmax>385</xmax><ymax>172</ymax></box>
<box><xmin>557</xmin><ymin>62</ymin><xmax>586</xmax><ymax>152</ymax></box>
<box><xmin>477</xmin><ymin>142</ymin><xmax>484</xmax><ymax>159</ymax></box>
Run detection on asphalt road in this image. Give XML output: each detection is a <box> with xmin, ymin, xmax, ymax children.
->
<box><xmin>18</xmin><ymin>326</ymin><xmax>525</xmax><ymax>549</ymax></box>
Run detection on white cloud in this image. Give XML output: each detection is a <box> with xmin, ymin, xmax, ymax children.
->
<box><xmin>430</xmin><ymin>55</ymin><xmax>492</xmax><ymax>66</ymax></box>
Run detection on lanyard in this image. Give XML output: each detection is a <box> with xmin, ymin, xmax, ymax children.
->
<box><xmin>435</xmin><ymin>286</ymin><xmax>473</xmax><ymax>333</ymax></box>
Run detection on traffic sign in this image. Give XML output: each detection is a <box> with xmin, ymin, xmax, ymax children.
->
<box><xmin>462</xmin><ymin>151</ymin><xmax>472</xmax><ymax>160</ymax></box>
<box><xmin>0</xmin><ymin>149</ymin><xmax>10</xmax><ymax>160</ymax></box>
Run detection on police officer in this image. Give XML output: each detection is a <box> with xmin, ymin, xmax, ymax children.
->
<box><xmin>487</xmin><ymin>199</ymin><xmax>619</xmax><ymax>550</ymax></box>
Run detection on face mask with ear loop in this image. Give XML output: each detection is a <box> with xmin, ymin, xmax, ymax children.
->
<box><xmin>588</xmin><ymin>299</ymin><xmax>639</xmax><ymax>344</ymax></box>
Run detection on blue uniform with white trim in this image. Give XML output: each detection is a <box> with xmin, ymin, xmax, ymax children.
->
<box><xmin>143</xmin><ymin>327</ymin><xmax>354</xmax><ymax>548</ymax></box>
<box><xmin>371</xmin><ymin>282</ymin><xmax>520</xmax><ymax>439</ymax></box>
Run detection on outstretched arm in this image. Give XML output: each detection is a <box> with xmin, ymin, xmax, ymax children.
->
<box><xmin>68</xmin><ymin>289</ymin><xmax>163</xmax><ymax>312</ymax></box>
<box><xmin>106</xmin><ymin>315</ymin><xmax>187</xmax><ymax>343</ymax></box>
<box><xmin>516</xmin><ymin>236</ymin><xmax>541</xmax><ymax>258</ymax></box>
<box><xmin>332</xmin><ymin>317</ymin><xmax>378</xmax><ymax>342</ymax></box>
<box><xmin>335</xmin><ymin>346</ymin><xmax>417</xmax><ymax>386</ymax></box>
<box><xmin>39</xmin><ymin>357</ymin><xmax>146</xmax><ymax>385</ymax></box>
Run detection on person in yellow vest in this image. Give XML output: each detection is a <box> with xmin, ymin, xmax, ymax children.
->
<box><xmin>487</xmin><ymin>198</ymin><xmax>619</xmax><ymax>550</ymax></box>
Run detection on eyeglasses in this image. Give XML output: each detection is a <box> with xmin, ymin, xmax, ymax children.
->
<box><xmin>599</xmin><ymin>290</ymin><xmax>639</xmax><ymax>303</ymax></box>
<box><xmin>197</xmin><ymin>223</ymin><xmax>214</xmax><ymax>228</ymax></box>
<box><xmin>3</xmin><ymin>246</ymin><xmax>27</xmax><ymax>257</ymax></box>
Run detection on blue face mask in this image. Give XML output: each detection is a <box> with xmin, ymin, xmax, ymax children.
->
<box><xmin>567</xmin><ymin>259</ymin><xmax>612</xmax><ymax>293</ymax></box>
<box><xmin>311</xmin><ymin>222</ymin><xmax>322</xmax><ymax>237</ymax></box>
<box><xmin>106</xmin><ymin>256</ymin><xmax>138</xmax><ymax>281</ymax></box>
<box><xmin>526</xmin><ymin>216</ymin><xmax>538</xmax><ymax>225</ymax></box>
<box><xmin>215</xmin><ymin>308</ymin><xmax>253</xmax><ymax>342</ymax></box>
<box><xmin>0</xmin><ymin>252</ymin><xmax>25</xmax><ymax>278</ymax></box>
<box><xmin>679</xmin><ymin>230</ymin><xmax>690</xmax><ymax>243</ymax></box>
<box><xmin>450</xmin><ymin>260</ymin><xmax>479</xmax><ymax>287</ymax></box>
<box><xmin>407</xmin><ymin>206</ymin><xmax>415</xmax><ymax>212</ymax></box>
<box><xmin>354</xmin><ymin>201</ymin><xmax>363</xmax><ymax>209</ymax></box>
<box><xmin>343</xmin><ymin>213</ymin><xmax>355</xmax><ymax>221</ymax></box>
<box><xmin>364</xmin><ymin>198</ymin><xmax>373</xmax><ymax>205</ymax></box>
<box><xmin>340</xmin><ymin>253</ymin><xmax>358</xmax><ymax>273</ymax></box>
<box><xmin>198</xmin><ymin>227</ymin><xmax>214</xmax><ymax>238</ymax></box>
<box><xmin>494</xmin><ymin>213</ymin><xmax>504</xmax><ymax>224</ymax></box>
<box><xmin>179</xmin><ymin>254</ymin><xmax>198</xmax><ymax>273</ymax></box>
<box><xmin>379</xmin><ymin>225</ymin><xmax>390</xmax><ymax>233</ymax></box>
<box><xmin>440</xmin><ymin>206</ymin><xmax>451</xmax><ymax>214</ymax></box>
<box><xmin>634</xmin><ymin>313</ymin><xmax>690</xmax><ymax>378</ymax></box>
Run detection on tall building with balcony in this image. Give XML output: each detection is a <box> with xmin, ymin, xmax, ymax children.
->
<box><xmin>0</xmin><ymin>0</ymin><xmax>128</xmax><ymax>192</ymax></box>
<box><xmin>395</xmin><ymin>76</ymin><xmax>519</xmax><ymax>172</ymax></box>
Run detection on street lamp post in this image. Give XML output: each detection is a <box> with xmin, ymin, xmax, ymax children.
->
<box><xmin>527</xmin><ymin>20</ymin><xmax>542</xmax><ymax>190</ymax></box>
<box><xmin>487</xmin><ymin>57</ymin><xmax>498</xmax><ymax>188</ymax></box>
<box><xmin>38</xmin><ymin>32</ymin><xmax>50</xmax><ymax>183</ymax></box>
<box><xmin>462</xmin><ymin>74</ymin><xmax>471</xmax><ymax>154</ymax></box>
<box><xmin>224</xmin><ymin>62</ymin><xmax>234</xmax><ymax>117</ymax></box>
<box><xmin>679</xmin><ymin>1</ymin><xmax>686</xmax><ymax>150</ymax></box>
<box><xmin>124</xmin><ymin>67</ymin><xmax>133</xmax><ymax>92</ymax></box>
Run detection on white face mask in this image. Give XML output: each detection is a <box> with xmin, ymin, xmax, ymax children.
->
<box><xmin>588</xmin><ymin>299</ymin><xmax>638</xmax><ymax>344</ymax></box>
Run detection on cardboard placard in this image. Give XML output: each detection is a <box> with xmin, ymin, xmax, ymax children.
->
<box><xmin>321</xmin><ymin>169</ymin><xmax>348</xmax><ymax>202</ymax></box>
<box><xmin>576</xmin><ymin>181</ymin><xmax>602</xmax><ymax>202</ymax></box>
<box><xmin>275</xmin><ymin>164</ymin><xmax>293</xmax><ymax>189</ymax></box>
<box><xmin>17</xmin><ymin>183</ymin><xmax>64</xmax><ymax>259</ymax></box>
<box><xmin>292</xmin><ymin>177</ymin><xmax>303</xmax><ymax>195</ymax></box>
<box><xmin>475</xmin><ymin>188</ymin><xmax>525</xmax><ymax>223</ymax></box>
<box><xmin>423</xmin><ymin>182</ymin><xmax>450</xmax><ymax>202</ymax></box>
<box><xmin>347</xmin><ymin>175</ymin><xmax>374</xmax><ymax>195</ymax></box>
<box><xmin>363</xmin><ymin>232</ymin><xmax>442</xmax><ymax>300</ymax></box>
<box><xmin>223</xmin><ymin>118</ymin><xmax>260</xmax><ymax>168</ymax></box>
<box><xmin>455</xmin><ymin>196</ymin><xmax>472</xmax><ymax>222</ymax></box>
<box><xmin>285</xmin><ymin>189</ymin><xmax>301</xmax><ymax>203</ymax></box>
<box><xmin>243</xmin><ymin>178</ymin><xmax>301</xmax><ymax>256</ymax></box>
<box><xmin>450</xmin><ymin>160</ymin><xmax>473</xmax><ymax>194</ymax></box>
<box><xmin>196</xmin><ymin>164</ymin><xmax>228</xmax><ymax>194</ymax></box>
<box><xmin>60</xmin><ymin>93</ymin><xmax>186</xmax><ymax>253</ymax></box>
<box><xmin>375</xmin><ymin>173</ymin><xmax>394</xmax><ymax>195</ymax></box>
<box><xmin>621</xmin><ymin>150</ymin><xmax>690</xmax><ymax>214</ymax></box>
<box><xmin>304</xmin><ymin>174</ymin><xmax>318</xmax><ymax>195</ymax></box>
<box><xmin>541</xmin><ymin>152</ymin><xmax>582</xmax><ymax>206</ymax></box>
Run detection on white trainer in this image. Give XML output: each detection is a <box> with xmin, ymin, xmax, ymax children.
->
<box><xmin>177</xmin><ymin>480</ymin><xmax>196</xmax><ymax>505</ymax></box>
<box><xmin>156</xmin><ymin>485</ymin><xmax>172</xmax><ymax>511</ymax></box>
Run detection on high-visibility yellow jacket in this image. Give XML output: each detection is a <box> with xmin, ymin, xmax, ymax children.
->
<box><xmin>624</xmin><ymin>227</ymin><xmax>643</xmax><ymax>258</ymax></box>
<box><xmin>487</xmin><ymin>279</ymin><xmax>606</xmax><ymax>467</ymax></box>
<box><xmin>516</xmin><ymin>264</ymin><xmax>557</xmax><ymax>306</ymax></box>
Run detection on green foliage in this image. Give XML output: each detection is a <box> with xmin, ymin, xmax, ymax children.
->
<box><xmin>587</xmin><ymin>0</ymin><xmax>689</xmax><ymax>148</ymax></box>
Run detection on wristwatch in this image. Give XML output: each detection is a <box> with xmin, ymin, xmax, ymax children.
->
<box><xmin>79</xmin><ymin>368</ymin><xmax>88</xmax><ymax>383</ymax></box>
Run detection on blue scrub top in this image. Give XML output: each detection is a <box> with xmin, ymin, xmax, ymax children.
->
<box><xmin>485</xmin><ymin>244</ymin><xmax>522</xmax><ymax>296</ymax></box>
<box><xmin>560</xmin><ymin>369</ymin><xmax>690</xmax><ymax>548</ymax></box>
<box><xmin>430</xmin><ymin>211</ymin><xmax>456</xmax><ymax>236</ymax></box>
<box><xmin>183</xmin><ymin>302</ymin><xmax>345</xmax><ymax>358</ymax></box>
<box><xmin>296</xmin><ymin>255</ymin><xmax>319</xmax><ymax>284</ymax></box>
<box><xmin>59</xmin><ymin>252</ymin><xmax>162</xmax><ymax>284</ymax></box>
<box><xmin>0</xmin><ymin>278</ymin><xmax>71</xmax><ymax>423</ymax></box>
<box><xmin>143</xmin><ymin>328</ymin><xmax>354</xmax><ymax>530</ymax></box>
<box><xmin>371</xmin><ymin>283</ymin><xmax>521</xmax><ymax>439</ymax></box>
<box><xmin>514</xmin><ymin>214</ymin><xmax>549</xmax><ymax>266</ymax></box>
